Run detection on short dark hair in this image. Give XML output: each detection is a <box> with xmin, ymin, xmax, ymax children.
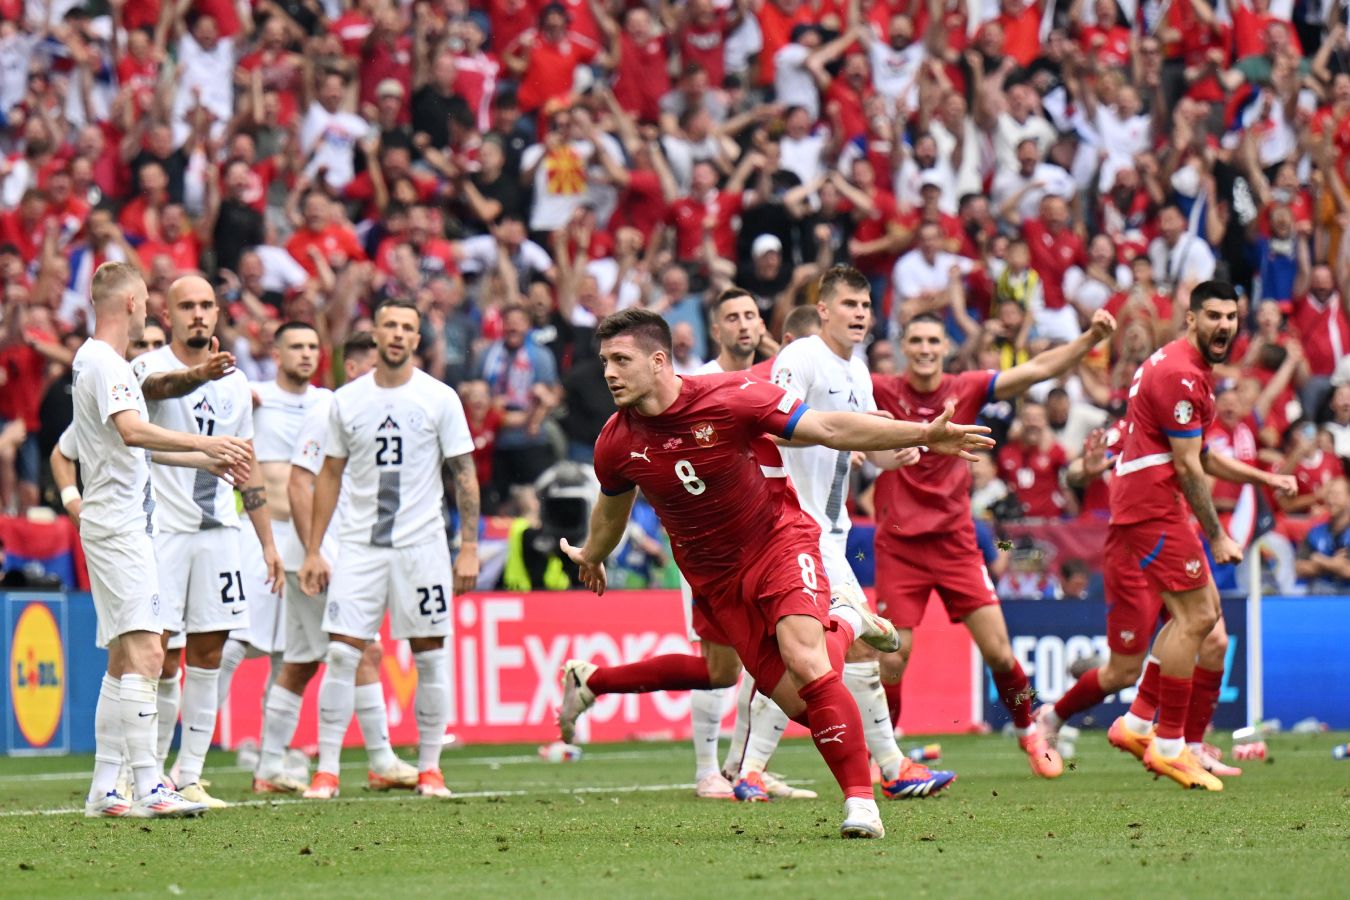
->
<box><xmin>817</xmin><ymin>264</ymin><xmax>870</xmax><ymax>304</ymax></box>
<box><xmin>902</xmin><ymin>312</ymin><xmax>945</xmax><ymax>334</ymax></box>
<box><xmin>373</xmin><ymin>298</ymin><xmax>421</xmax><ymax>323</ymax></box>
<box><xmin>343</xmin><ymin>330</ymin><xmax>376</xmax><ymax>358</ymax></box>
<box><xmin>274</xmin><ymin>321</ymin><xmax>319</xmax><ymax>345</ymax></box>
<box><xmin>1189</xmin><ymin>279</ymin><xmax>1239</xmax><ymax>311</ymax></box>
<box><xmin>595</xmin><ymin>308</ymin><xmax>672</xmax><ymax>355</ymax></box>
<box><xmin>712</xmin><ymin>286</ymin><xmax>756</xmax><ymax>313</ymax></box>
<box><xmin>782</xmin><ymin>304</ymin><xmax>821</xmax><ymax>338</ymax></box>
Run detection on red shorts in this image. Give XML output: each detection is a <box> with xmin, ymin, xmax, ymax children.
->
<box><xmin>688</xmin><ymin>519</ymin><xmax>833</xmax><ymax>692</ymax></box>
<box><xmin>873</xmin><ymin>529</ymin><xmax>999</xmax><ymax>630</ymax></box>
<box><xmin>1106</xmin><ymin>516</ymin><xmax>1211</xmax><ymax>597</ymax></box>
<box><xmin>1102</xmin><ymin>527</ymin><xmax>1165</xmax><ymax>655</ymax></box>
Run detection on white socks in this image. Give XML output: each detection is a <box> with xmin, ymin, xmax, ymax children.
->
<box><xmin>174</xmin><ymin>666</ymin><xmax>220</xmax><ymax>787</ymax></box>
<box><xmin>740</xmin><ymin>684</ymin><xmax>790</xmax><ymax>777</ymax></box>
<box><xmin>845</xmin><ymin>661</ymin><xmax>902</xmax><ymax>781</ymax></box>
<box><xmin>216</xmin><ymin>638</ymin><xmax>249</xmax><ymax>709</ymax></box>
<box><xmin>316</xmin><ymin>642</ymin><xmax>362</xmax><ymax>775</ymax></box>
<box><xmin>722</xmin><ymin>676</ymin><xmax>756</xmax><ymax>778</ymax></box>
<box><xmin>257</xmin><ymin>685</ymin><xmax>304</xmax><ymax>779</ymax></box>
<box><xmin>90</xmin><ymin>674</ymin><xmax>123</xmax><ymax>799</ymax></box>
<box><xmin>413</xmin><ymin>648</ymin><xmax>450</xmax><ymax>773</ymax></box>
<box><xmin>156</xmin><ymin>675</ymin><xmax>180</xmax><ymax>771</ymax></box>
<box><xmin>354</xmin><ymin>682</ymin><xmax>398</xmax><ymax>771</ymax></box>
<box><xmin>829</xmin><ymin>605</ymin><xmax>864</xmax><ymax>645</ymax></box>
<box><xmin>1123</xmin><ymin>712</ymin><xmax>1154</xmax><ymax>735</ymax></box>
<box><xmin>690</xmin><ymin>687</ymin><xmax>728</xmax><ymax>780</ymax></box>
<box><xmin>120</xmin><ymin>673</ymin><xmax>160</xmax><ymax>798</ymax></box>
<box><xmin>1153</xmin><ymin>736</ymin><xmax>1185</xmax><ymax>758</ymax></box>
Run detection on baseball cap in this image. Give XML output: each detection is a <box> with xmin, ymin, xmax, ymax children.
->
<box><xmin>918</xmin><ymin>169</ymin><xmax>944</xmax><ymax>190</ymax></box>
<box><xmin>376</xmin><ymin>79</ymin><xmax>405</xmax><ymax>100</ymax></box>
<box><xmin>752</xmin><ymin>234</ymin><xmax>782</xmax><ymax>258</ymax></box>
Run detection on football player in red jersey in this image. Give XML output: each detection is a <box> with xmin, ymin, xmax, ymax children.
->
<box><xmin>556</xmin><ymin>309</ymin><xmax>992</xmax><ymax>838</ymax></box>
<box><xmin>869</xmin><ymin>308</ymin><xmax>1116</xmax><ymax>779</ymax></box>
<box><xmin>1098</xmin><ymin>281</ymin><xmax>1280</xmax><ymax>790</ymax></box>
<box><xmin>1042</xmin><ymin>424</ymin><xmax>1293</xmax><ymax>776</ymax></box>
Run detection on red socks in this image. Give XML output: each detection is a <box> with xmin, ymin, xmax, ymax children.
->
<box><xmin>1053</xmin><ymin>667</ymin><xmax>1107</xmax><ymax>722</ymax></box>
<box><xmin>587</xmin><ymin>654</ymin><xmax>714</xmax><ymax>695</ymax></box>
<box><xmin>799</xmin><ymin>671</ymin><xmax>872</xmax><ymax>799</ymax></box>
<box><xmin>992</xmin><ymin>663</ymin><xmax>1034</xmax><ymax>729</ymax></box>
<box><xmin>883</xmin><ymin>680</ymin><xmax>902</xmax><ymax>728</ymax></box>
<box><xmin>824</xmin><ymin>616</ymin><xmax>854</xmax><ymax>671</ymax></box>
<box><xmin>1128</xmin><ymin>658</ymin><xmax>1161</xmax><ymax>721</ymax></box>
<box><xmin>1184</xmin><ymin>666</ymin><xmax>1224</xmax><ymax>744</ymax></box>
<box><xmin>1155</xmin><ymin>674</ymin><xmax>1192</xmax><ymax>741</ymax></box>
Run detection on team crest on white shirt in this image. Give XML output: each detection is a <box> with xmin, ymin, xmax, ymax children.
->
<box><xmin>692</xmin><ymin>422</ymin><xmax>718</xmax><ymax>447</ymax></box>
<box><xmin>1173</xmin><ymin>400</ymin><xmax>1194</xmax><ymax>425</ymax></box>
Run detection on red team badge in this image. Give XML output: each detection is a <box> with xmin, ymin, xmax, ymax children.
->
<box><xmin>692</xmin><ymin>422</ymin><xmax>718</xmax><ymax>447</ymax></box>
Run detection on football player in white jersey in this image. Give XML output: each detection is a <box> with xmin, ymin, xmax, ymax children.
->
<box><xmin>132</xmin><ymin>276</ymin><xmax>285</xmax><ymax>808</ymax></box>
<box><xmin>675</xmin><ymin>291</ymin><xmax>820</xmax><ymax>801</ymax></box>
<box><xmin>251</xmin><ymin>331</ymin><xmax>416</xmax><ymax>793</ymax></box>
<box><xmin>68</xmin><ymin>263</ymin><xmax>250</xmax><ymax>818</ymax></box>
<box><xmin>768</xmin><ymin>265</ymin><xmax>956</xmax><ymax>799</ymax></box>
<box><xmin>299</xmin><ymin>300</ymin><xmax>480</xmax><ymax>799</ymax></box>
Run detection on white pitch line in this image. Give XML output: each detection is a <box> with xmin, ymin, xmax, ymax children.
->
<box><xmin>0</xmin><ymin>747</ymin><xmax>689</xmax><ymax>785</ymax></box>
<box><xmin>0</xmin><ymin>778</ymin><xmax>822</xmax><ymax>819</ymax></box>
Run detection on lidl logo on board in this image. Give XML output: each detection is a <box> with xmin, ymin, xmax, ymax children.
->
<box><xmin>9</xmin><ymin>602</ymin><xmax>65</xmax><ymax>747</ymax></box>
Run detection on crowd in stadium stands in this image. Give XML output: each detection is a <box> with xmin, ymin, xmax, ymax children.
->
<box><xmin>2</xmin><ymin>0</ymin><xmax>1350</xmax><ymax>596</ymax></box>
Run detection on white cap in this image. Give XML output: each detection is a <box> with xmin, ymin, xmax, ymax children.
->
<box><xmin>918</xmin><ymin>169</ymin><xmax>944</xmax><ymax>190</ymax></box>
<box><xmin>751</xmin><ymin>234</ymin><xmax>782</xmax><ymax>258</ymax></box>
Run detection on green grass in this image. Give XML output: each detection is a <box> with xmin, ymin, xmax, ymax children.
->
<box><xmin>2</xmin><ymin>732</ymin><xmax>1349</xmax><ymax>898</ymax></box>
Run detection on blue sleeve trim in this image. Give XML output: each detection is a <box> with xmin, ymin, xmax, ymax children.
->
<box><xmin>601</xmin><ymin>484</ymin><xmax>635</xmax><ymax>496</ymax></box>
<box><xmin>1163</xmin><ymin>427</ymin><xmax>1203</xmax><ymax>439</ymax></box>
<box><xmin>985</xmin><ymin>372</ymin><xmax>1000</xmax><ymax>403</ymax></box>
<box><xmin>782</xmin><ymin>402</ymin><xmax>810</xmax><ymax>440</ymax></box>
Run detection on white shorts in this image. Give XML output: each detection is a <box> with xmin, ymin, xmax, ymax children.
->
<box><xmin>283</xmin><ymin>572</ymin><xmax>328</xmax><ymax>665</ymax></box>
<box><xmin>820</xmin><ymin>534</ymin><xmax>867</xmax><ymax>608</ymax></box>
<box><xmin>155</xmin><ymin>529</ymin><xmax>247</xmax><ymax>635</ymax></box>
<box><xmin>83</xmin><ymin>530</ymin><xmax>162</xmax><ymax>649</ymax></box>
<box><xmin>231</xmin><ymin>516</ymin><xmax>285</xmax><ymax>653</ymax></box>
<box><xmin>324</xmin><ymin>536</ymin><xmax>454</xmax><ymax>642</ymax></box>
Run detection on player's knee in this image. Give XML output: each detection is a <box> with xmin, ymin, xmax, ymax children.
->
<box><xmin>1101</xmin><ymin>655</ymin><xmax>1144</xmax><ymax>691</ymax></box>
<box><xmin>160</xmin><ymin>654</ymin><xmax>180</xmax><ymax>680</ymax></box>
<box><xmin>844</xmin><ymin>641</ymin><xmax>878</xmax><ymax>664</ymax></box>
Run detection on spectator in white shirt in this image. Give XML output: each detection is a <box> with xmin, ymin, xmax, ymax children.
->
<box><xmin>991</xmin><ymin>138</ymin><xmax>1076</xmax><ymax>226</ymax></box>
<box><xmin>300</xmin><ymin>70</ymin><xmax>370</xmax><ymax>191</ymax></box>
<box><xmin>1148</xmin><ymin>203</ymin><xmax>1216</xmax><ymax>292</ymax></box>
<box><xmin>891</xmin><ymin>221</ymin><xmax>976</xmax><ymax>332</ymax></box>
<box><xmin>778</xmin><ymin>106</ymin><xmax>829</xmax><ymax>185</ymax></box>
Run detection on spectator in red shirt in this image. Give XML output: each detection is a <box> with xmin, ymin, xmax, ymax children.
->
<box><xmin>1075</xmin><ymin>0</ymin><xmax>1131</xmax><ymax>68</ymax></box>
<box><xmin>676</xmin><ymin>0</ymin><xmax>741</xmax><ymax>87</ymax></box>
<box><xmin>1289</xmin><ymin>263</ymin><xmax>1350</xmax><ymax>416</ymax></box>
<box><xmin>235</xmin><ymin>17</ymin><xmax>305</xmax><ymax>127</ymax></box>
<box><xmin>665</xmin><ymin>156</ymin><xmax>755</xmax><ymax>264</ymax></box>
<box><xmin>1232</xmin><ymin>0</ymin><xmax>1303</xmax><ymax>60</ymax></box>
<box><xmin>1022</xmin><ymin>195</ymin><xmax>1087</xmax><ymax>341</ymax></box>
<box><xmin>449</xmin><ymin>16</ymin><xmax>501</xmax><ymax>134</ymax></box>
<box><xmin>998</xmin><ymin>401</ymin><xmax>1073</xmax><ymax>518</ymax></box>
<box><xmin>0</xmin><ymin>298</ymin><xmax>71</xmax><ymax>512</ymax></box>
<box><xmin>1278</xmin><ymin>421</ymin><xmax>1344</xmax><ymax>518</ymax></box>
<box><xmin>359</xmin><ymin>5</ymin><xmax>413</xmax><ymax>114</ymax></box>
<box><xmin>460</xmin><ymin>379</ymin><xmax>503</xmax><ymax>490</ymax></box>
<box><xmin>822</xmin><ymin>50</ymin><xmax>875</xmax><ymax>141</ymax></box>
<box><xmin>488</xmin><ymin>0</ymin><xmax>536</xmax><ymax>60</ymax></box>
<box><xmin>119</xmin><ymin>159</ymin><xmax>171</xmax><ymax>242</ymax></box>
<box><xmin>597</xmin><ymin>3</ymin><xmax>671</xmax><ymax>125</ymax></box>
<box><xmin>376</xmin><ymin>203</ymin><xmax>457</xmax><ymax>281</ymax></box>
<box><xmin>136</xmin><ymin>204</ymin><xmax>202</xmax><ymax>275</ymax></box>
<box><xmin>286</xmin><ymin>191</ymin><xmax>368</xmax><ymax>278</ymax></box>
<box><xmin>0</xmin><ymin>190</ymin><xmax>47</xmax><ymax>263</ymax></box>
<box><xmin>504</xmin><ymin>3</ymin><xmax>605</xmax><ymax>118</ymax></box>
<box><xmin>999</xmin><ymin>0</ymin><xmax>1044</xmax><ymax>67</ymax></box>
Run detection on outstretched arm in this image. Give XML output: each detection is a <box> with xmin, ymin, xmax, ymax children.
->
<box><xmin>993</xmin><ymin>310</ymin><xmax>1116</xmax><ymax>400</ymax></box>
<box><xmin>559</xmin><ymin>489</ymin><xmax>637</xmax><ymax>596</ymax></box>
<box><xmin>140</xmin><ymin>337</ymin><xmax>238</xmax><ymax>400</ymax></box>
<box><xmin>791</xmin><ymin>401</ymin><xmax>995</xmax><ymax>460</ymax></box>
<box><xmin>1203</xmin><ymin>450</ymin><xmax>1297</xmax><ymax>496</ymax></box>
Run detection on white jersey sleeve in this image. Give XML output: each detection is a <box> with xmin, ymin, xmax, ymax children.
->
<box><xmin>772</xmin><ymin>336</ymin><xmax>872</xmax><ymax>538</ymax></box>
<box><xmin>327</xmin><ymin>369</ymin><xmax>461</xmax><ymax>548</ymax></box>
<box><xmin>132</xmin><ymin>345</ymin><xmax>253</xmax><ymax>533</ymax></box>
<box><xmin>58</xmin><ymin>425</ymin><xmax>78</xmax><ymax>460</ymax></box>
<box><xmin>71</xmin><ymin>340</ymin><xmax>156</xmax><ymax>540</ymax></box>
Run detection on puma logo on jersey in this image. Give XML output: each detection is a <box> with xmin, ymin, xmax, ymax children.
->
<box><xmin>378</xmin><ymin>415</ymin><xmax>400</xmax><ymax>430</ymax></box>
<box><xmin>1181</xmin><ymin>378</ymin><xmax>1195</xmax><ymax>391</ymax></box>
<box><xmin>739</xmin><ymin>377</ymin><xmax>755</xmax><ymax>390</ymax></box>
<box><xmin>630</xmin><ymin>447</ymin><xmax>651</xmax><ymax>461</ymax></box>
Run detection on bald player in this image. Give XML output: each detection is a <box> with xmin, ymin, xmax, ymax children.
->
<box><xmin>71</xmin><ymin>262</ymin><xmax>250</xmax><ymax>818</ymax></box>
<box><xmin>132</xmin><ymin>275</ymin><xmax>284</xmax><ymax>808</ymax></box>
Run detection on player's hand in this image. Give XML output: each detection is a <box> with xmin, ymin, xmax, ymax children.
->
<box><xmin>299</xmin><ymin>552</ymin><xmax>331</xmax><ymax>596</ymax></box>
<box><xmin>201</xmin><ymin>434</ymin><xmax>252</xmax><ymax>468</ymax></box>
<box><xmin>262</xmin><ymin>545</ymin><xmax>284</xmax><ymax>595</ymax></box>
<box><xmin>892</xmin><ymin>447</ymin><xmax>921</xmax><ymax>467</ymax></box>
<box><xmin>560</xmin><ymin>538</ymin><xmax>607</xmax><ymax>596</ymax></box>
<box><xmin>454</xmin><ymin>543</ymin><xmax>479</xmax><ymax>595</ymax></box>
<box><xmin>1211</xmin><ymin>533</ymin><xmax>1243</xmax><ymax>565</ymax></box>
<box><xmin>1081</xmin><ymin>428</ymin><xmax>1112</xmax><ymax>479</ymax></box>
<box><xmin>922</xmin><ymin>400</ymin><xmax>995</xmax><ymax>462</ymax></box>
<box><xmin>1267</xmin><ymin>472</ymin><xmax>1298</xmax><ymax>497</ymax></box>
<box><xmin>1086</xmin><ymin>309</ymin><xmax>1117</xmax><ymax>344</ymax></box>
<box><xmin>192</xmin><ymin>337</ymin><xmax>236</xmax><ymax>382</ymax></box>
<box><xmin>207</xmin><ymin>456</ymin><xmax>252</xmax><ymax>486</ymax></box>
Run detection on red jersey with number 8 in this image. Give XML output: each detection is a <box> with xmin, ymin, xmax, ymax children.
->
<box><xmin>1110</xmin><ymin>338</ymin><xmax>1216</xmax><ymax>526</ymax></box>
<box><xmin>592</xmin><ymin>373</ymin><xmax>815</xmax><ymax>593</ymax></box>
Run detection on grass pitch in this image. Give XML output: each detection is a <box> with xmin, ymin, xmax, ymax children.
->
<box><xmin>2</xmin><ymin>731</ymin><xmax>1348</xmax><ymax>898</ymax></box>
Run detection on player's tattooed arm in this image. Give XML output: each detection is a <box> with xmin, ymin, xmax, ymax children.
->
<box><xmin>242</xmin><ymin>486</ymin><xmax>267</xmax><ymax>511</ymax></box>
<box><xmin>447</xmin><ymin>453</ymin><xmax>480</xmax><ymax>545</ymax></box>
<box><xmin>139</xmin><ymin>338</ymin><xmax>236</xmax><ymax>400</ymax></box>
<box><xmin>1172</xmin><ymin>436</ymin><xmax>1224</xmax><ymax>540</ymax></box>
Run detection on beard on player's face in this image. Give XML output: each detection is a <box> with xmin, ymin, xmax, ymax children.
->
<box><xmin>185</xmin><ymin>334</ymin><xmax>211</xmax><ymax>349</ymax></box>
<box><xmin>1195</xmin><ymin>318</ymin><xmax>1235</xmax><ymax>365</ymax></box>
